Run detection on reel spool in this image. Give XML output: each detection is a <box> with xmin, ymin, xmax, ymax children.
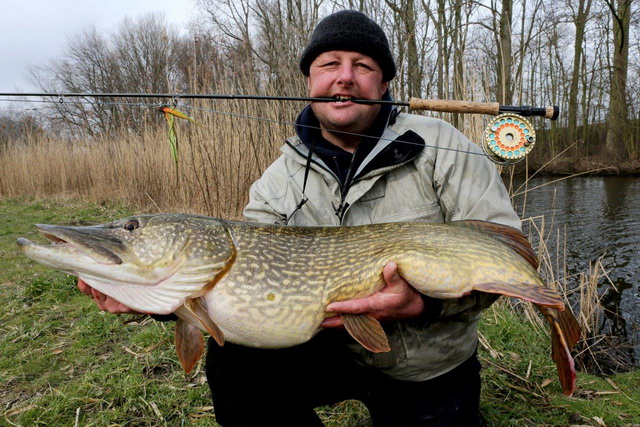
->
<box><xmin>482</xmin><ymin>114</ymin><xmax>536</xmax><ymax>165</ymax></box>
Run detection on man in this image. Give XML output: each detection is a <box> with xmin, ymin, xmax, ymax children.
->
<box><xmin>80</xmin><ymin>10</ymin><xmax>520</xmax><ymax>426</ymax></box>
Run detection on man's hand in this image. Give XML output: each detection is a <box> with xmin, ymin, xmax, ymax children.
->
<box><xmin>320</xmin><ymin>261</ymin><xmax>425</xmax><ymax>328</ymax></box>
<box><xmin>77</xmin><ymin>279</ymin><xmax>140</xmax><ymax>314</ymax></box>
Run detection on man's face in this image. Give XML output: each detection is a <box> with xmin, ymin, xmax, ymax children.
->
<box><xmin>307</xmin><ymin>51</ymin><xmax>388</xmax><ymax>137</ymax></box>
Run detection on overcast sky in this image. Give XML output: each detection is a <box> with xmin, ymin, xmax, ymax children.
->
<box><xmin>1</xmin><ymin>0</ymin><xmax>195</xmax><ymax>93</ymax></box>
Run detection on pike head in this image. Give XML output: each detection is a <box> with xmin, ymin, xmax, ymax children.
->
<box><xmin>17</xmin><ymin>214</ymin><xmax>236</xmax><ymax>314</ymax></box>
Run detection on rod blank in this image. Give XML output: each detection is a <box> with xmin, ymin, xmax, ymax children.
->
<box><xmin>0</xmin><ymin>92</ymin><xmax>559</xmax><ymax>120</ymax></box>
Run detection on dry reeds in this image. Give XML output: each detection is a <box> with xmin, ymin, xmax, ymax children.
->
<box><xmin>571</xmin><ymin>258</ymin><xmax>635</xmax><ymax>375</ymax></box>
<box><xmin>0</xmin><ymin>97</ymin><xmax>300</xmax><ymax>219</ymax></box>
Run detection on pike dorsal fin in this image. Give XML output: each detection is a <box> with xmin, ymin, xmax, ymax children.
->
<box><xmin>455</xmin><ymin>220</ymin><xmax>539</xmax><ymax>269</ymax></box>
<box><xmin>184</xmin><ymin>297</ymin><xmax>225</xmax><ymax>346</ymax></box>
<box><xmin>175</xmin><ymin>318</ymin><xmax>204</xmax><ymax>373</ymax></box>
<box><xmin>341</xmin><ymin>314</ymin><xmax>391</xmax><ymax>353</ymax></box>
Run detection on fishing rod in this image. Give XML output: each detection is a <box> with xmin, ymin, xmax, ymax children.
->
<box><xmin>0</xmin><ymin>92</ymin><xmax>559</xmax><ymax>120</ymax></box>
<box><xmin>0</xmin><ymin>91</ymin><xmax>560</xmax><ymax>165</ymax></box>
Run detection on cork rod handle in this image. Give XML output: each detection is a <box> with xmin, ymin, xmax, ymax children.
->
<box><xmin>409</xmin><ymin>98</ymin><xmax>500</xmax><ymax>115</ymax></box>
<box><xmin>409</xmin><ymin>98</ymin><xmax>560</xmax><ymax>120</ymax></box>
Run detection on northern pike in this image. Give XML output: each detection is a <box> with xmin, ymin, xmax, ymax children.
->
<box><xmin>17</xmin><ymin>214</ymin><xmax>581</xmax><ymax>395</ymax></box>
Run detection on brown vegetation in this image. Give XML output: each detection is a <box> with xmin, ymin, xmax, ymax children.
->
<box><xmin>0</xmin><ymin>98</ymin><xmax>295</xmax><ymax>218</ymax></box>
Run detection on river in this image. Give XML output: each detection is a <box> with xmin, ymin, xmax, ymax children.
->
<box><xmin>509</xmin><ymin>176</ymin><xmax>639</xmax><ymax>367</ymax></box>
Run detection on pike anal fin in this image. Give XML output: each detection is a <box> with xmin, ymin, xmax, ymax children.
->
<box><xmin>342</xmin><ymin>313</ymin><xmax>391</xmax><ymax>353</ymax></box>
<box><xmin>184</xmin><ymin>297</ymin><xmax>225</xmax><ymax>347</ymax></box>
<box><xmin>175</xmin><ymin>318</ymin><xmax>204</xmax><ymax>373</ymax></box>
<box><xmin>538</xmin><ymin>305</ymin><xmax>581</xmax><ymax>396</ymax></box>
<box><xmin>473</xmin><ymin>282</ymin><xmax>564</xmax><ymax>310</ymax></box>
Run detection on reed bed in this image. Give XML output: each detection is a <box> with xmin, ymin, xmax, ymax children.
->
<box><xmin>0</xmin><ymin>98</ymin><xmax>299</xmax><ymax>218</ymax></box>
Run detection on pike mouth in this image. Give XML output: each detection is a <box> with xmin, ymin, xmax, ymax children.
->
<box><xmin>17</xmin><ymin>224</ymin><xmax>123</xmax><ymax>265</ymax></box>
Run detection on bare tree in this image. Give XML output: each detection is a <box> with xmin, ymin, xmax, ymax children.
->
<box><xmin>194</xmin><ymin>0</ymin><xmax>255</xmax><ymax>65</ymax></box>
<box><xmin>495</xmin><ymin>0</ymin><xmax>513</xmax><ymax>105</ymax></box>
<box><xmin>0</xmin><ymin>112</ymin><xmax>42</xmax><ymax>149</ymax></box>
<box><xmin>386</xmin><ymin>0</ymin><xmax>424</xmax><ymax>99</ymax></box>
<box><xmin>604</xmin><ymin>0</ymin><xmax>633</xmax><ymax>159</ymax></box>
<box><xmin>19</xmin><ymin>0</ymin><xmax>640</xmax><ymax>162</ymax></box>
<box><xmin>29</xmin><ymin>27</ymin><xmax>121</xmax><ymax>136</ymax></box>
<box><xmin>29</xmin><ymin>14</ymin><xmax>184</xmax><ymax>135</ymax></box>
<box><xmin>566</xmin><ymin>0</ymin><xmax>593</xmax><ymax>148</ymax></box>
<box><xmin>252</xmin><ymin>0</ymin><xmax>322</xmax><ymax>90</ymax></box>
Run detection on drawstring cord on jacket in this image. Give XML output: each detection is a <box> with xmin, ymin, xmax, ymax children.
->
<box><xmin>285</xmin><ymin>137</ymin><xmax>317</xmax><ymax>225</ymax></box>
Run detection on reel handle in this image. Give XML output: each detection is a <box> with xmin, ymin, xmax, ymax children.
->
<box><xmin>499</xmin><ymin>105</ymin><xmax>559</xmax><ymax>120</ymax></box>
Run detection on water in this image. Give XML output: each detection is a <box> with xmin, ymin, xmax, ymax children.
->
<box><xmin>509</xmin><ymin>176</ymin><xmax>640</xmax><ymax>365</ymax></box>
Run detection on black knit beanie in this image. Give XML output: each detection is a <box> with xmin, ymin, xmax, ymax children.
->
<box><xmin>299</xmin><ymin>10</ymin><xmax>396</xmax><ymax>82</ymax></box>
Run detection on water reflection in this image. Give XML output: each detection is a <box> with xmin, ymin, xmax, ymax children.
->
<box><xmin>510</xmin><ymin>176</ymin><xmax>640</xmax><ymax>365</ymax></box>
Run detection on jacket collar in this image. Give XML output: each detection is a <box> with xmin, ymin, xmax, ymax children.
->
<box><xmin>288</xmin><ymin>102</ymin><xmax>425</xmax><ymax>183</ymax></box>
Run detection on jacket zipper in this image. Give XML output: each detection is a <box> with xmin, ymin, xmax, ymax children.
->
<box><xmin>284</xmin><ymin>136</ymin><xmax>422</xmax><ymax>225</ymax></box>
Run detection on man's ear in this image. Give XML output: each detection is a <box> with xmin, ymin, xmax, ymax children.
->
<box><xmin>307</xmin><ymin>76</ymin><xmax>311</xmax><ymax>91</ymax></box>
<box><xmin>381</xmin><ymin>80</ymin><xmax>388</xmax><ymax>95</ymax></box>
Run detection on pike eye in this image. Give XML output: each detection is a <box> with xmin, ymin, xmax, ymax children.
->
<box><xmin>124</xmin><ymin>220</ymin><xmax>139</xmax><ymax>232</ymax></box>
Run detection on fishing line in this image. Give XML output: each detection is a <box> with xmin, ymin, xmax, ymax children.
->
<box><xmin>0</xmin><ymin>96</ymin><xmax>502</xmax><ymax>160</ymax></box>
<box><xmin>0</xmin><ymin>97</ymin><xmax>159</xmax><ymax>109</ymax></box>
<box><xmin>183</xmin><ymin>103</ymin><xmax>491</xmax><ymax>158</ymax></box>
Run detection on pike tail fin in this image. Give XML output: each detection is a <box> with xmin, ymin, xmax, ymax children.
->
<box><xmin>537</xmin><ymin>305</ymin><xmax>581</xmax><ymax>396</ymax></box>
<box><xmin>460</xmin><ymin>220</ymin><xmax>582</xmax><ymax>395</ymax></box>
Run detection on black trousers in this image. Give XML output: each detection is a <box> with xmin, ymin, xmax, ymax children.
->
<box><xmin>206</xmin><ymin>329</ymin><xmax>484</xmax><ymax>426</ymax></box>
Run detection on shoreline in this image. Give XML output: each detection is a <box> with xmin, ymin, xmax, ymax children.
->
<box><xmin>511</xmin><ymin>157</ymin><xmax>640</xmax><ymax>176</ymax></box>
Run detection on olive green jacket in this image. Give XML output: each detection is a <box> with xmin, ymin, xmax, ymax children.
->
<box><xmin>243</xmin><ymin>112</ymin><xmax>521</xmax><ymax>381</ymax></box>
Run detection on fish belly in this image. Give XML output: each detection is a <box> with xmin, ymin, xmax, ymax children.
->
<box><xmin>203</xmin><ymin>276</ymin><xmax>326</xmax><ymax>348</ymax></box>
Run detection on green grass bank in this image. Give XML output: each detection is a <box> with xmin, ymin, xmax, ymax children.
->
<box><xmin>1</xmin><ymin>197</ymin><xmax>638</xmax><ymax>426</ymax></box>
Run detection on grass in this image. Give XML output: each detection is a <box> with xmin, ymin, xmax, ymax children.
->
<box><xmin>1</xmin><ymin>196</ymin><xmax>639</xmax><ymax>426</ymax></box>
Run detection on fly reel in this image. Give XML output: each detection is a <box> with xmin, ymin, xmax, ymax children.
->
<box><xmin>482</xmin><ymin>114</ymin><xmax>535</xmax><ymax>165</ymax></box>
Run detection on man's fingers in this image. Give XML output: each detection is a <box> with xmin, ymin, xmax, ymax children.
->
<box><xmin>326</xmin><ymin>297</ymin><xmax>375</xmax><ymax>314</ymax></box>
<box><xmin>91</xmin><ymin>288</ymin><xmax>107</xmax><ymax>310</ymax></box>
<box><xmin>320</xmin><ymin>315</ymin><xmax>344</xmax><ymax>328</ymax></box>
<box><xmin>382</xmin><ymin>261</ymin><xmax>403</xmax><ymax>289</ymax></box>
<box><xmin>105</xmin><ymin>300</ymin><xmax>132</xmax><ymax>314</ymax></box>
<box><xmin>77</xmin><ymin>280</ymin><xmax>141</xmax><ymax>314</ymax></box>
<box><xmin>77</xmin><ymin>279</ymin><xmax>92</xmax><ymax>296</ymax></box>
<box><xmin>323</xmin><ymin>261</ymin><xmax>425</xmax><ymax>322</ymax></box>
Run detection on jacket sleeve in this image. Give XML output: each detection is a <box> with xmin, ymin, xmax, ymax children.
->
<box><xmin>431</xmin><ymin>120</ymin><xmax>521</xmax><ymax>229</ymax></box>
<box><xmin>243</xmin><ymin>156</ymin><xmax>290</xmax><ymax>225</ymax></box>
<box><xmin>429</xmin><ymin>120</ymin><xmax>522</xmax><ymax>318</ymax></box>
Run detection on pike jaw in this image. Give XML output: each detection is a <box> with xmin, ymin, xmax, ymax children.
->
<box><xmin>17</xmin><ymin>214</ymin><xmax>235</xmax><ymax>314</ymax></box>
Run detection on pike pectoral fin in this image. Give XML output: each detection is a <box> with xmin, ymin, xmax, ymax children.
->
<box><xmin>175</xmin><ymin>318</ymin><xmax>204</xmax><ymax>373</ymax></box>
<box><xmin>184</xmin><ymin>297</ymin><xmax>225</xmax><ymax>346</ymax></box>
<box><xmin>473</xmin><ymin>282</ymin><xmax>564</xmax><ymax>310</ymax></box>
<box><xmin>341</xmin><ymin>314</ymin><xmax>391</xmax><ymax>353</ymax></box>
<box><xmin>538</xmin><ymin>305</ymin><xmax>581</xmax><ymax>396</ymax></box>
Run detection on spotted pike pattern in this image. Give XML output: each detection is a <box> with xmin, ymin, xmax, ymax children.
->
<box><xmin>205</xmin><ymin>220</ymin><xmax>548</xmax><ymax>348</ymax></box>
